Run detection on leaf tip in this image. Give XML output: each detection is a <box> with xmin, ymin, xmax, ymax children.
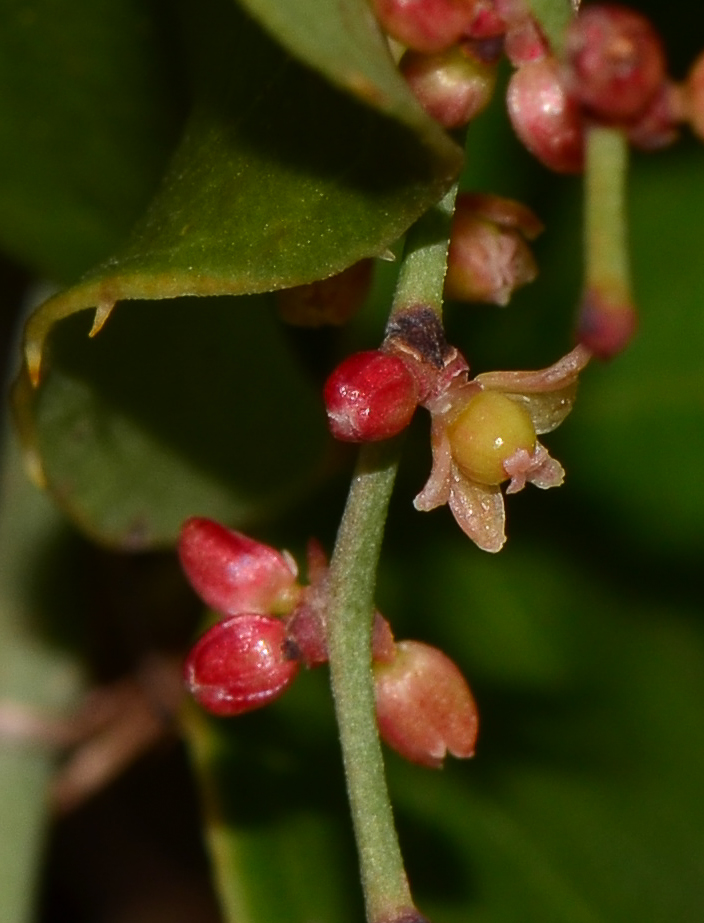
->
<box><xmin>25</xmin><ymin>341</ymin><xmax>43</xmax><ymax>388</ymax></box>
<box><xmin>89</xmin><ymin>301</ymin><xmax>115</xmax><ymax>338</ymax></box>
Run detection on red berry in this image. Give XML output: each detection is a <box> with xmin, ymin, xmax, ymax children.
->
<box><xmin>178</xmin><ymin>518</ymin><xmax>299</xmax><ymax>617</ymax></box>
<box><xmin>564</xmin><ymin>4</ymin><xmax>666</xmax><ymax>124</ymax></box>
<box><xmin>374</xmin><ymin>641</ymin><xmax>479</xmax><ymax>768</ymax></box>
<box><xmin>184</xmin><ymin>613</ymin><xmax>299</xmax><ymax>716</ymax></box>
<box><xmin>371</xmin><ymin>0</ymin><xmax>481</xmax><ymax>54</ymax></box>
<box><xmin>324</xmin><ymin>350</ymin><xmax>419</xmax><ymax>442</ymax></box>
<box><xmin>507</xmin><ymin>57</ymin><xmax>585</xmax><ymax>173</ymax></box>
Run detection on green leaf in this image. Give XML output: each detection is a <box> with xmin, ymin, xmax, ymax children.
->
<box><xmin>0</xmin><ymin>0</ymin><xmax>186</xmax><ymax>282</ymax></box>
<box><xmin>21</xmin><ymin>0</ymin><xmax>462</xmax><ymax>382</ymax></box>
<box><xmin>235</xmin><ymin>0</ymin><xmax>462</xmax><ymax>157</ymax></box>
<box><xmin>14</xmin><ymin>295</ymin><xmax>328</xmax><ymax>549</ymax></box>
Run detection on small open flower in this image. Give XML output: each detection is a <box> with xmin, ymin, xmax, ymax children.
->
<box><xmin>414</xmin><ymin>345</ymin><xmax>591</xmax><ymax>551</ymax></box>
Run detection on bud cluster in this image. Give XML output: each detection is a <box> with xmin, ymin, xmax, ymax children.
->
<box><xmin>179</xmin><ymin>517</ymin><xmax>478</xmax><ymax>767</ymax></box>
<box><xmin>507</xmin><ymin>4</ymin><xmax>684</xmax><ymax>172</ymax></box>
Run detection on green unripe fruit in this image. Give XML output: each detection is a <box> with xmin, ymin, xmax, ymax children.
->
<box><xmin>448</xmin><ymin>391</ymin><xmax>536</xmax><ymax>485</ymax></box>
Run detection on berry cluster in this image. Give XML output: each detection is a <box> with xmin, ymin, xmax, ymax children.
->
<box><xmin>179</xmin><ymin>517</ymin><xmax>478</xmax><ymax>768</ymax></box>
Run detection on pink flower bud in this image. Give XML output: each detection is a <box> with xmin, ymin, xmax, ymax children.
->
<box><xmin>276</xmin><ymin>260</ymin><xmax>373</xmax><ymax>328</ymax></box>
<box><xmin>445</xmin><ymin>192</ymin><xmax>541</xmax><ymax>305</ymax></box>
<box><xmin>324</xmin><ymin>350</ymin><xmax>419</xmax><ymax>442</ymax></box>
<box><xmin>507</xmin><ymin>57</ymin><xmax>585</xmax><ymax>173</ymax></box>
<box><xmin>564</xmin><ymin>4</ymin><xmax>666</xmax><ymax>124</ymax></box>
<box><xmin>184</xmin><ymin>613</ymin><xmax>299</xmax><ymax>716</ymax></box>
<box><xmin>371</xmin><ymin>0</ymin><xmax>482</xmax><ymax>54</ymax></box>
<box><xmin>400</xmin><ymin>45</ymin><xmax>497</xmax><ymax>129</ymax></box>
<box><xmin>374</xmin><ymin>641</ymin><xmax>478</xmax><ymax>768</ymax></box>
<box><xmin>178</xmin><ymin>518</ymin><xmax>300</xmax><ymax>617</ymax></box>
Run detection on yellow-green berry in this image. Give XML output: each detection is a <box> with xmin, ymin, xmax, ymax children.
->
<box><xmin>448</xmin><ymin>391</ymin><xmax>536</xmax><ymax>485</ymax></box>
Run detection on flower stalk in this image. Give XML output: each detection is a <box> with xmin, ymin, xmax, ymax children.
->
<box><xmin>578</xmin><ymin>124</ymin><xmax>637</xmax><ymax>357</ymax></box>
<box><xmin>325</xmin><ymin>194</ymin><xmax>462</xmax><ymax>922</ymax></box>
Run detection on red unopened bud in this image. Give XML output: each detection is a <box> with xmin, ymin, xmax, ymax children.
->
<box><xmin>504</xmin><ymin>15</ymin><xmax>547</xmax><ymax>66</ymax></box>
<box><xmin>374</xmin><ymin>640</ymin><xmax>479</xmax><ymax>768</ymax></box>
<box><xmin>276</xmin><ymin>260</ymin><xmax>373</xmax><ymax>328</ymax></box>
<box><xmin>178</xmin><ymin>518</ymin><xmax>299</xmax><ymax>617</ymax></box>
<box><xmin>445</xmin><ymin>192</ymin><xmax>542</xmax><ymax>305</ymax></box>
<box><xmin>324</xmin><ymin>350</ymin><xmax>419</xmax><ymax>442</ymax></box>
<box><xmin>371</xmin><ymin>0</ymin><xmax>481</xmax><ymax>54</ymax></box>
<box><xmin>577</xmin><ymin>287</ymin><xmax>637</xmax><ymax>359</ymax></box>
<box><xmin>400</xmin><ymin>45</ymin><xmax>497</xmax><ymax>129</ymax></box>
<box><xmin>507</xmin><ymin>57</ymin><xmax>585</xmax><ymax>173</ymax></box>
<box><xmin>564</xmin><ymin>4</ymin><xmax>666</xmax><ymax>124</ymax></box>
<box><xmin>184</xmin><ymin>613</ymin><xmax>299</xmax><ymax>716</ymax></box>
<box><xmin>626</xmin><ymin>80</ymin><xmax>682</xmax><ymax>150</ymax></box>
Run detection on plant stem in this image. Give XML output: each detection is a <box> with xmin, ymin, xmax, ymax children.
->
<box><xmin>326</xmin><ymin>438</ymin><xmax>409</xmax><ymax>923</ymax></box>
<box><xmin>528</xmin><ymin>0</ymin><xmax>576</xmax><ymax>53</ymax></box>
<box><xmin>584</xmin><ymin>125</ymin><xmax>631</xmax><ymax>303</ymax></box>
<box><xmin>390</xmin><ymin>183</ymin><xmax>458</xmax><ymax>319</ymax></box>
<box><xmin>326</xmin><ymin>192</ymin><xmax>461</xmax><ymax>922</ymax></box>
<box><xmin>578</xmin><ymin>124</ymin><xmax>636</xmax><ymax>357</ymax></box>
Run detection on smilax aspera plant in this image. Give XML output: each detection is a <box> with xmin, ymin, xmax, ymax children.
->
<box><xmin>2</xmin><ymin>0</ymin><xmax>704</xmax><ymax>921</ymax></box>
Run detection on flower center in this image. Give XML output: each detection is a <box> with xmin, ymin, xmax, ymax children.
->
<box><xmin>448</xmin><ymin>391</ymin><xmax>537</xmax><ymax>485</ymax></box>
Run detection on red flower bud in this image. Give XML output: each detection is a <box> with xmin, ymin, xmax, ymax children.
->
<box><xmin>507</xmin><ymin>57</ymin><xmax>585</xmax><ymax>173</ymax></box>
<box><xmin>564</xmin><ymin>4</ymin><xmax>666</xmax><ymax>124</ymax></box>
<box><xmin>324</xmin><ymin>350</ymin><xmax>419</xmax><ymax>442</ymax></box>
<box><xmin>371</xmin><ymin>0</ymin><xmax>482</xmax><ymax>54</ymax></box>
<box><xmin>400</xmin><ymin>45</ymin><xmax>497</xmax><ymax>129</ymax></box>
<box><xmin>374</xmin><ymin>641</ymin><xmax>478</xmax><ymax>768</ymax></box>
<box><xmin>178</xmin><ymin>518</ymin><xmax>299</xmax><ymax>617</ymax></box>
<box><xmin>276</xmin><ymin>260</ymin><xmax>373</xmax><ymax>328</ymax></box>
<box><xmin>184</xmin><ymin>613</ymin><xmax>299</xmax><ymax>716</ymax></box>
<box><xmin>577</xmin><ymin>287</ymin><xmax>637</xmax><ymax>359</ymax></box>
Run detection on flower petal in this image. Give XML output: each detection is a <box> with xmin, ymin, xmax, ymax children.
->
<box><xmin>504</xmin><ymin>442</ymin><xmax>565</xmax><ymax>493</ymax></box>
<box><xmin>447</xmin><ymin>465</ymin><xmax>506</xmax><ymax>552</ymax></box>
<box><xmin>474</xmin><ymin>345</ymin><xmax>591</xmax><ymax>433</ymax></box>
<box><xmin>414</xmin><ymin>418</ymin><xmax>452</xmax><ymax>511</ymax></box>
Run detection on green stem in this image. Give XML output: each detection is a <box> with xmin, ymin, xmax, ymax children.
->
<box><xmin>391</xmin><ymin>183</ymin><xmax>458</xmax><ymax>319</ymax></box>
<box><xmin>528</xmin><ymin>0</ymin><xmax>576</xmax><ymax>54</ymax></box>
<box><xmin>584</xmin><ymin>125</ymin><xmax>632</xmax><ymax>303</ymax></box>
<box><xmin>326</xmin><ymin>438</ymin><xmax>408</xmax><ymax>923</ymax></box>
<box><xmin>326</xmin><ymin>190</ymin><xmax>461</xmax><ymax>922</ymax></box>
